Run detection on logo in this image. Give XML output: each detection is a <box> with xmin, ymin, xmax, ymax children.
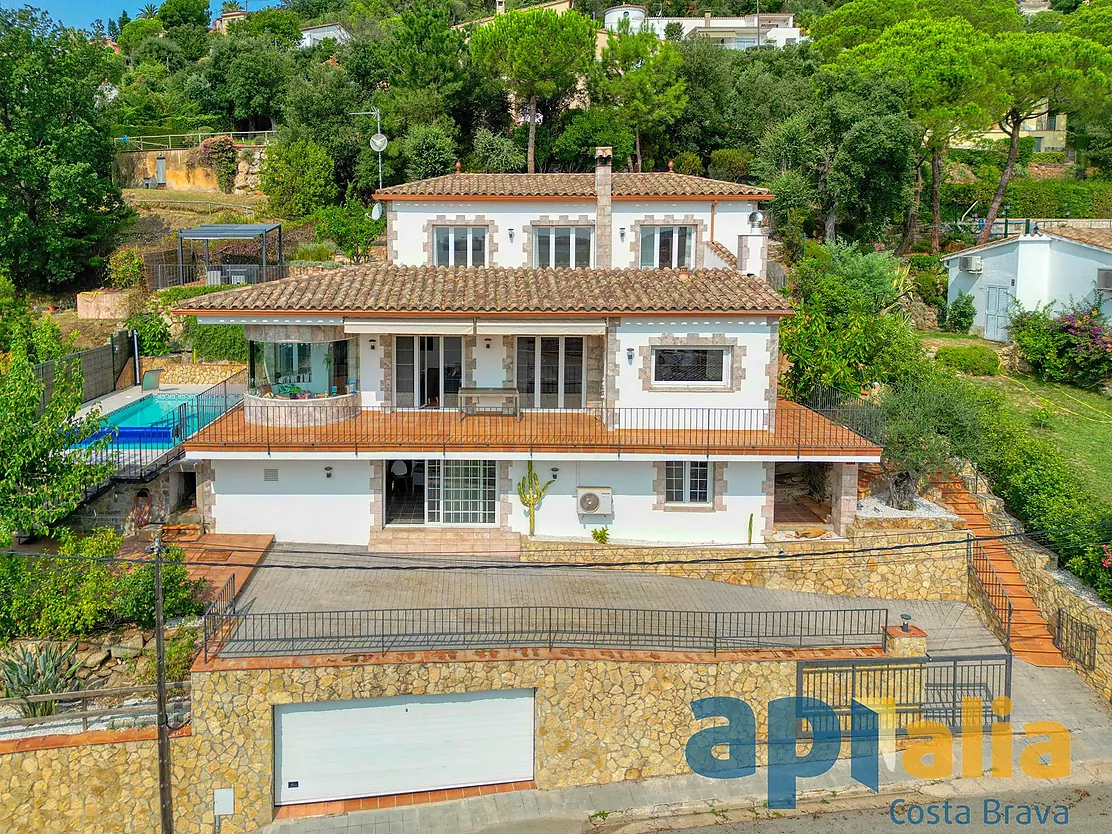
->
<box><xmin>684</xmin><ymin>696</ymin><xmax>1070</xmax><ymax>809</ymax></box>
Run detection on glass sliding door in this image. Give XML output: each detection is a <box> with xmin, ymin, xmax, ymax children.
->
<box><xmin>394</xmin><ymin>335</ymin><xmax>463</xmax><ymax>408</ymax></box>
<box><xmin>426</xmin><ymin>460</ymin><xmax>497</xmax><ymax>524</ymax></box>
<box><xmin>516</xmin><ymin>336</ymin><xmax>585</xmax><ymax>409</ymax></box>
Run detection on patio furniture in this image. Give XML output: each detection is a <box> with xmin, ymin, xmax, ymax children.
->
<box><xmin>458</xmin><ymin>386</ymin><xmax>521</xmax><ymax>418</ymax></box>
<box><xmin>141</xmin><ymin>368</ymin><xmax>165</xmax><ymax>391</ymax></box>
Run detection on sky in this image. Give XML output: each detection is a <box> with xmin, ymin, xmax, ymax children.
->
<box><xmin>30</xmin><ymin>1</ymin><xmax>282</xmax><ymax>31</ymax></box>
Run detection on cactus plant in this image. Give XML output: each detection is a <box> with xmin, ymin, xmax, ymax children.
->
<box><xmin>0</xmin><ymin>643</ymin><xmax>82</xmax><ymax>718</ymax></box>
<box><xmin>517</xmin><ymin>461</ymin><xmax>555</xmax><ymax>537</ymax></box>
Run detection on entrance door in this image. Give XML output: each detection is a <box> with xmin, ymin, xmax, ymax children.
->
<box><xmin>273</xmin><ymin>689</ymin><xmax>535</xmax><ymax>805</ymax></box>
<box><xmin>395</xmin><ymin>336</ymin><xmax>462</xmax><ymax>408</ymax></box>
<box><xmin>155</xmin><ymin>156</ymin><xmax>167</xmax><ymax>186</ymax></box>
<box><xmin>985</xmin><ymin>286</ymin><xmax>1013</xmax><ymax>342</ymax></box>
<box><xmin>516</xmin><ymin>336</ymin><xmax>584</xmax><ymax>408</ymax></box>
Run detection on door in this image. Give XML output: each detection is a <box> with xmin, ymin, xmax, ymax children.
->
<box><xmin>394</xmin><ymin>336</ymin><xmax>463</xmax><ymax>408</ymax></box>
<box><xmin>516</xmin><ymin>336</ymin><xmax>585</xmax><ymax>409</ymax></box>
<box><xmin>155</xmin><ymin>157</ymin><xmax>166</xmax><ymax>186</ymax></box>
<box><xmin>985</xmin><ymin>286</ymin><xmax>1013</xmax><ymax>342</ymax></box>
<box><xmin>273</xmin><ymin>689</ymin><xmax>535</xmax><ymax>805</ymax></box>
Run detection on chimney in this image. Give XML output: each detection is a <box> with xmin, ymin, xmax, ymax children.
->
<box><xmin>496</xmin><ymin>0</ymin><xmax>506</xmax><ymax>13</ymax></box>
<box><xmin>595</xmin><ymin>147</ymin><xmax>613</xmax><ymax>268</ymax></box>
<box><xmin>704</xmin><ymin>12</ymin><xmax>712</xmax><ymax>26</ymax></box>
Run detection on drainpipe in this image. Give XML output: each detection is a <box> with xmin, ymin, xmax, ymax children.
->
<box><xmin>710</xmin><ymin>200</ymin><xmax>718</xmax><ymax>242</ymax></box>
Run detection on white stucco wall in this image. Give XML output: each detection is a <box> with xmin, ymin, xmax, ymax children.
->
<box><xmin>507</xmin><ymin>458</ymin><xmax>767</xmax><ymax>545</ymax></box>
<box><xmin>210</xmin><ymin>459</ymin><xmax>373</xmax><ymax>545</ymax></box>
<box><xmin>358</xmin><ymin>335</ymin><xmax>386</xmax><ymax>408</ymax></box>
<box><xmin>613</xmin><ymin>317</ymin><xmax>775</xmax><ymax>411</ymax></box>
<box><xmin>473</xmin><ymin>338</ymin><xmax>509</xmax><ymax>387</ymax></box>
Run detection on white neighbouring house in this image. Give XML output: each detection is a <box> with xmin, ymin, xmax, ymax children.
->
<box><xmin>942</xmin><ymin>227</ymin><xmax>1112</xmax><ymax>342</ymax></box>
<box><xmin>602</xmin><ymin>5</ymin><xmax>804</xmax><ymax>49</ymax></box>
<box><xmin>174</xmin><ymin>151</ymin><xmax>880</xmax><ymax>549</ymax></box>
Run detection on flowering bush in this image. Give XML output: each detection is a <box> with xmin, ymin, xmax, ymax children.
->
<box><xmin>1011</xmin><ymin>304</ymin><xmax>1112</xmax><ymax>391</ymax></box>
<box><xmin>199</xmin><ymin>135</ymin><xmax>238</xmax><ymax>194</ymax></box>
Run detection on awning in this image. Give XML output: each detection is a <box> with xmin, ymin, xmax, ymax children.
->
<box><xmin>344</xmin><ymin>319</ymin><xmax>607</xmax><ymax>336</ymax></box>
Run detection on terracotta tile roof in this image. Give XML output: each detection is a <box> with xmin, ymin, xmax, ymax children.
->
<box><xmin>1044</xmin><ymin>226</ymin><xmax>1112</xmax><ymax>253</ymax></box>
<box><xmin>374</xmin><ymin>173</ymin><xmax>772</xmax><ymax>200</ymax></box>
<box><xmin>707</xmin><ymin>240</ymin><xmax>737</xmax><ymax>268</ymax></box>
<box><xmin>173</xmin><ymin>265</ymin><xmax>793</xmax><ymax>317</ymax></box>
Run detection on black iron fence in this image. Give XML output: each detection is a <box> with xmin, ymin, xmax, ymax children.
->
<box><xmin>797</xmin><ymin>383</ymin><xmax>886</xmax><ymax>445</ymax></box>
<box><xmin>1054</xmin><ymin>608</ymin><xmax>1097</xmax><ymax>671</ymax></box>
<box><xmin>204</xmin><ymin>605</ymin><xmax>891</xmax><ymax>659</ymax></box>
<box><xmin>798</xmin><ymin>653</ymin><xmax>1013</xmax><ymax>735</ymax></box>
<box><xmin>150</xmin><ymin>263</ymin><xmax>289</xmax><ymax>290</ymax></box>
<box><xmin>967</xmin><ymin>539</ymin><xmax>1014</xmax><ymax>652</ymax></box>
<box><xmin>191</xmin><ymin>400</ymin><xmax>884</xmax><ymax>457</ymax></box>
<box><xmin>203</xmin><ymin>575</ymin><xmax>238</xmax><ymax>662</ymax></box>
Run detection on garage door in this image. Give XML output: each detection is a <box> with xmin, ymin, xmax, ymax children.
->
<box><xmin>274</xmin><ymin>689</ymin><xmax>535</xmax><ymax>805</ymax></box>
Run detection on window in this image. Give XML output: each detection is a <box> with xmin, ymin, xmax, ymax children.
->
<box><xmin>665</xmin><ymin>461</ymin><xmax>712</xmax><ymax>504</ymax></box>
<box><xmin>516</xmin><ymin>336</ymin><xmax>585</xmax><ymax>408</ymax></box>
<box><xmin>533</xmin><ymin>227</ymin><xmax>592</xmax><ymax>268</ymax></box>
<box><xmin>640</xmin><ymin>226</ymin><xmax>695</xmax><ymax>268</ymax></box>
<box><xmin>275</xmin><ymin>343</ymin><xmax>311</xmax><ymax>384</ymax></box>
<box><xmin>434</xmin><ymin>227</ymin><xmax>487</xmax><ymax>267</ymax></box>
<box><xmin>426</xmin><ymin>460</ymin><xmax>497</xmax><ymax>524</ymax></box>
<box><xmin>652</xmin><ymin>348</ymin><xmax>728</xmax><ymax>385</ymax></box>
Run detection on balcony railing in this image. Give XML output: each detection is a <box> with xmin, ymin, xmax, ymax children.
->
<box><xmin>184</xmin><ymin>398</ymin><xmax>883</xmax><ymax>457</ymax></box>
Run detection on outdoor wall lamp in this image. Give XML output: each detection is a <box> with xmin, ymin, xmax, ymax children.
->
<box><xmin>550</xmin><ymin>467</ymin><xmax>559</xmax><ymax>481</ymax></box>
<box><xmin>626</xmin><ymin>347</ymin><xmax>635</xmax><ymax>364</ymax></box>
<box><xmin>508</xmin><ymin>228</ymin><xmax>515</xmax><ymax>243</ymax></box>
<box><xmin>324</xmin><ymin>466</ymin><xmax>333</xmax><ymax>479</ymax></box>
<box><xmin>368</xmin><ymin>338</ymin><xmax>377</xmax><ymax>350</ymax></box>
<box><xmin>619</xmin><ymin>227</ymin><xmax>626</xmax><ymax>242</ymax></box>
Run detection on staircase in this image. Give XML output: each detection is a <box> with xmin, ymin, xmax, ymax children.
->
<box><xmin>935</xmin><ymin>479</ymin><xmax>1068</xmax><ymax>668</ymax></box>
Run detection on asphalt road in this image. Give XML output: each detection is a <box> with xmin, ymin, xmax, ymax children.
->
<box><xmin>669</xmin><ymin>784</ymin><xmax>1112</xmax><ymax>834</ymax></box>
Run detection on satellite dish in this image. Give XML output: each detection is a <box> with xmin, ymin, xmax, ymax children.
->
<box><xmin>370</xmin><ymin>133</ymin><xmax>388</xmax><ymax>153</ymax></box>
<box><xmin>370</xmin><ymin>202</ymin><xmax>383</xmax><ymax>221</ymax></box>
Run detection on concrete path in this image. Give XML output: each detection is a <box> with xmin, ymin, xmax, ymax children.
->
<box><xmin>76</xmin><ymin>382</ymin><xmax>212</xmax><ymax>419</ymax></box>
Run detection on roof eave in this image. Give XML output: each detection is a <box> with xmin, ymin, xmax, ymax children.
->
<box><xmin>175</xmin><ymin>307</ymin><xmax>795</xmax><ymax>319</ymax></box>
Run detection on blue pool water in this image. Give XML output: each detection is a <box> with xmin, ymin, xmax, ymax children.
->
<box><xmin>89</xmin><ymin>394</ymin><xmax>210</xmax><ymax>448</ymax></box>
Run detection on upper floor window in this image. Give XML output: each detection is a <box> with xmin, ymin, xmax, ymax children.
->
<box><xmin>665</xmin><ymin>461</ymin><xmax>712</xmax><ymax>504</ymax></box>
<box><xmin>533</xmin><ymin>226</ymin><xmax>592</xmax><ymax>269</ymax></box>
<box><xmin>434</xmin><ymin>226</ymin><xmax>486</xmax><ymax>267</ymax></box>
<box><xmin>640</xmin><ymin>226</ymin><xmax>694</xmax><ymax>269</ymax></box>
<box><xmin>652</xmin><ymin>347</ymin><xmax>728</xmax><ymax>386</ymax></box>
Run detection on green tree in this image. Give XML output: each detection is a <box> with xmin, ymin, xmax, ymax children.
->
<box><xmin>837</xmin><ymin>18</ymin><xmax>998</xmax><ymax>253</ymax></box>
<box><xmin>403</xmin><ymin>123</ymin><xmax>455</xmax><ymax>181</ymax></box>
<box><xmin>138</xmin><ymin>4</ymin><xmax>160</xmax><ymax>19</ymax></box>
<box><xmin>552</xmin><ymin>107</ymin><xmax>635</xmax><ymax>171</ymax></box>
<box><xmin>473</xmin><ymin>128</ymin><xmax>525</xmax><ymax>173</ymax></box>
<box><xmin>471</xmin><ymin>8</ymin><xmax>597</xmax><ymax>173</ymax></box>
<box><xmin>229</xmin><ymin>9</ymin><xmax>302</xmax><ymax>48</ymax></box>
<box><xmin>205</xmin><ymin>35</ymin><xmax>290</xmax><ymax>129</ymax></box>
<box><xmin>590</xmin><ymin>22</ymin><xmax>687</xmax><ymax>172</ymax></box>
<box><xmin>976</xmin><ymin>33</ymin><xmax>1112</xmax><ymax>244</ymax></box>
<box><xmin>116</xmin><ymin>16</ymin><xmax>163</xmax><ymax>54</ymax></box>
<box><xmin>0</xmin><ymin>340</ymin><xmax>112</xmax><ymax>547</ymax></box>
<box><xmin>386</xmin><ymin>2</ymin><xmax>468</xmax><ymax>129</ymax></box>
<box><xmin>0</xmin><ymin>10</ymin><xmax>132</xmax><ymax>290</ymax></box>
<box><xmin>164</xmin><ymin>22</ymin><xmax>209</xmax><ymax>61</ymax></box>
<box><xmin>315</xmin><ymin>198</ymin><xmax>385</xmax><ymax>263</ymax></box>
<box><xmin>157</xmin><ymin>0</ymin><xmax>210</xmax><ymax>30</ymax></box>
<box><xmin>260</xmin><ymin>138</ymin><xmax>337</xmax><ymax>218</ymax></box>
<box><xmin>1063</xmin><ymin>0</ymin><xmax>1112</xmax><ymax>46</ymax></box>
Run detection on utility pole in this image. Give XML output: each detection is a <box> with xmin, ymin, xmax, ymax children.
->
<box><xmin>150</xmin><ymin>532</ymin><xmax>174</xmax><ymax>834</ymax></box>
<box><xmin>756</xmin><ymin>0</ymin><xmax>761</xmax><ymax>49</ymax></box>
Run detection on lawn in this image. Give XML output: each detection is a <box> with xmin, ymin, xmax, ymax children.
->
<box><xmin>968</xmin><ymin>373</ymin><xmax>1112</xmax><ymax>503</ymax></box>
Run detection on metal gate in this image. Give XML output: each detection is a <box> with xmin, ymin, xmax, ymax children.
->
<box><xmin>797</xmin><ymin>654</ymin><xmax>1012</xmax><ymax>734</ymax></box>
<box><xmin>984</xmin><ymin>286</ymin><xmax>1014</xmax><ymax>342</ymax></box>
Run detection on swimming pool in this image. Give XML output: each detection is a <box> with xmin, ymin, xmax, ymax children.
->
<box><xmin>90</xmin><ymin>393</ymin><xmax>214</xmax><ymax>448</ymax></box>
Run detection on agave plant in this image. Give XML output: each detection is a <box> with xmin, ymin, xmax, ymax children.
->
<box><xmin>0</xmin><ymin>643</ymin><xmax>82</xmax><ymax>718</ymax></box>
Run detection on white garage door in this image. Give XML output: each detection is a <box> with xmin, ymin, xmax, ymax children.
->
<box><xmin>274</xmin><ymin>689</ymin><xmax>535</xmax><ymax>805</ymax></box>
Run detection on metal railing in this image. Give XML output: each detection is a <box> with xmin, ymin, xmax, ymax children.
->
<box><xmin>967</xmin><ymin>538</ymin><xmax>1014</xmax><ymax>652</ymax></box>
<box><xmin>188</xmin><ymin>401</ymin><xmax>884</xmax><ymax>457</ymax></box>
<box><xmin>1054</xmin><ymin>608</ymin><xmax>1097</xmax><ymax>671</ymax></box>
<box><xmin>797</xmin><ymin>383</ymin><xmax>886</xmax><ymax>445</ymax></box>
<box><xmin>89</xmin><ymin>369</ymin><xmax>248</xmax><ymax>482</ymax></box>
<box><xmin>151</xmin><ymin>263</ymin><xmax>289</xmax><ymax>290</ymax></box>
<box><xmin>204</xmin><ymin>605</ymin><xmax>890</xmax><ymax>659</ymax></box>
<box><xmin>203</xmin><ymin>575</ymin><xmax>238</xmax><ymax>662</ymax></box>
<box><xmin>797</xmin><ymin>653</ymin><xmax>1013</xmax><ymax>735</ymax></box>
<box><xmin>0</xmin><ymin>683</ymin><xmax>190</xmax><ymax>734</ymax></box>
<box><xmin>117</xmin><ymin>130</ymin><xmax>277</xmax><ymax>152</ymax></box>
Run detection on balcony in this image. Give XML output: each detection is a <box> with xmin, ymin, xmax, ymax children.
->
<box><xmin>184</xmin><ymin>399</ymin><xmax>883</xmax><ymax>458</ymax></box>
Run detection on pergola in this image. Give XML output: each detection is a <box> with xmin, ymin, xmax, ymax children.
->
<box><xmin>176</xmin><ymin>223</ymin><xmax>284</xmax><ymax>284</ymax></box>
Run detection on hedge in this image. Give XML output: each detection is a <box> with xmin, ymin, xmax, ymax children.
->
<box><xmin>934</xmin><ymin>345</ymin><xmax>1000</xmax><ymax>376</ymax></box>
<box><xmin>942</xmin><ymin>178</ymin><xmax>1112</xmax><ymax>219</ymax></box>
<box><xmin>184</xmin><ymin>319</ymin><xmax>248</xmax><ymax>363</ymax></box>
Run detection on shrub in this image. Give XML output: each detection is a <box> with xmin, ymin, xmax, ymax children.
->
<box><xmin>473</xmin><ymin>128</ymin><xmax>525</xmax><ymax>173</ymax></box>
<box><xmin>198</xmin><ymin>136</ymin><xmax>238</xmax><ymax>194</ymax></box>
<box><xmin>292</xmin><ymin>242</ymin><xmax>335</xmax><ymax>262</ymax></box>
<box><xmin>107</xmin><ymin>246</ymin><xmax>145</xmax><ymax>289</ymax></box>
<box><xmin>591</xmin><ymin>527</ymin><xmax>609</xmax><ymax>544</ymax></box>
<box><xmin>126</xmin><ymin>309</ymin><xmax>172</xmax><ymax>355</ymax></box>
<box><xmin>552</xmin><ymin>108</ymin><xmax>635</xmax><ymax>170</ymax></box>
<box><xmin>136</xmin><ymin>627</ymin><xmax>199</xmax><ymax>684</ymax></box>
<box><xmin>1031</xmin><ymin>151</ymin><xmax>1066</xmax><ymax>164</ymax></box>
<box><xmin>944</xmin><ymin>291</ymin><xmax>976</xmax><ymax>334</ymax></box>
<box><xmin>260</xmin><ymin>138</ymin><xmax>337</xmax><ymax>220</ymax></box>
<box><xmin>154</xmin><ymin>284</ymin><xmax>232</xmax><ymax>308</ymax></box>
<box><xmin>672</xmin><ymin>151</ymin><xmax>703</xmax><ymax>176</ymax></box>
<box><xmin>314</xmin><ymin>198</ymin><xmax>384</xmax><ymax>263</ymax></box>
<box><xmin>0</xmin><ymin>643</ymin><xmax>81</xmax><ymax>717</ymax></box>
<box><xmin>1011</xmin><ymin>305</ymin><xmax>1112</xmax><ymax>390</ymax></box>
<box><xmin>183</xmin><ymin>319</ymin><xmax>248</xmax><ymax>362</ymax></box>
<box><xmin>112</xmin><ymin>546</ymin><xmax>205</xmax><ymax>630</ymax></box>
<box><xmin>403</xmin><ymin>124</ymin><xmax>455</xmax><ymax>181</ymax></box>
<box><xmin>707</xmin><ymin>149</ymin><xmax>753</xmax><ymax>182</ymax></box>
<box><xmin>934</xmin><ymin>345</ymin><xmax>1000</xmax><ymax>376</ymax></box>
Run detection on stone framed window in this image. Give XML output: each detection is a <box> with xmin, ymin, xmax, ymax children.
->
<box><xmin>665</xmin><ymin>461</ymin><xmax>712</xmax><ymax>505</ymax></box>
<box><xmin>533</xmin><ymin>226</ymin><xmax>593</xmax><ymax>268</ymax></box>
<box><xmin>639</xmin><ymin>225</ymin><xmax>695</xmax><ymax>269</ymax></box>
<box><xmin>434</xmin><ymin>226</ymin><xmax>487</xmax><ymax>267</ymax></box>
<box><xmin>652</xmin><ymin>347</ymin><xmax>730</xmax><ymax>387</ymax></box>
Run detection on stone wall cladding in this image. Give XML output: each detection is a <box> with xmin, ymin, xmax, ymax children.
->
<box><xmin>379</xmin><ymin>334</ymin><xmax>393</xmax><ymax>409</ymax></box>
<box><xmin>605</xmin><ymin>317</ymin><xmax>621</xmax><ymax>412</ymax></box>
<box><xmin>521</xmin><ymin>526</ymin><xmax>969</xmax><ymax>602</ymax></box>
<box><xmin>70</xmin><ymin>467</ymin><xmax>179</xmax><ymax>535</ymax></box>
<box><xmin>502</xmin><ymin>335</ymin><xmax>515</xmax><ymax>387</ymax></box>
<box><xmin>585</xmin><ymin>335</ymin><xmax>605</xmax><ymax>408</ymax></box>
<box><xmin>761</xmin><ymin>461</ymin><xmax>775</xmax><ymax>541</ymax></box>
<box><xmin>369</xmin><ymin>461</ymin><xmax>384</xmax><ymax>533</ymax></box>
<box><xmin>521</xmin><ymin>215</ymin><xmax>594</xmax><ymax>268</ymax></box>
<box><xmin>638</xmin><ymin>333</ymin><xmax>745</xmax><ymax>393</ymax></box>
<box><xmin>160</xmin><ymin>363</ymin><xmax>245</xmax><ymax>386</ymax></box>
<box><xmin>386</xmin><ymin>204</ymin><xmax>399</xmax><ymax>263</ymax></box>
<box><xmin>499</xmin><ymin>461</ymin><xmax>513</xmax><ymax>529</ymax></box>
<box><xmin>830</xmin><ymin>463</ymin><xmax>859</xmax><ymax>536</ymax></box>
<box><xmin>421</xmin><ymin>215</ymin><xmax>500</xmax><ymax>266</ymax></box>
<box><xmin>764</xmin><ymin>321</ymin><xmax>779</xmax><ymax>412</ymax></box>
<box><xmin>628</xmin><ymin>215</ymin><xmax>708</xmax><ymax>269</ymax></box>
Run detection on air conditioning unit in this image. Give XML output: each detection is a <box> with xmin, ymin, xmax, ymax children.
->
<box><xmin>577</xmin><ymin>487</ymin><xmax>613</xmax><ymax>515</ymax></box>
<box><xmin>958</xmin><ymin>255</ymin><xmax>983</xmax><ymax>274</ymax></box>
<box><xmin>1098</xmin><ymin>268</ymin><xmax>1112</xmax><ymax>292</ymax></box>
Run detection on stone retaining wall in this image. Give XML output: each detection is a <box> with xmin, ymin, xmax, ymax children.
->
<box><xmin>160</xmin><ymin>362</ymin><xmax>245</xmax><ymax>385</ymax></box>
<box><xmin>521</xmin><ymin>524</ymin><xmax>969</xmax><ymax>602</ymax></box>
